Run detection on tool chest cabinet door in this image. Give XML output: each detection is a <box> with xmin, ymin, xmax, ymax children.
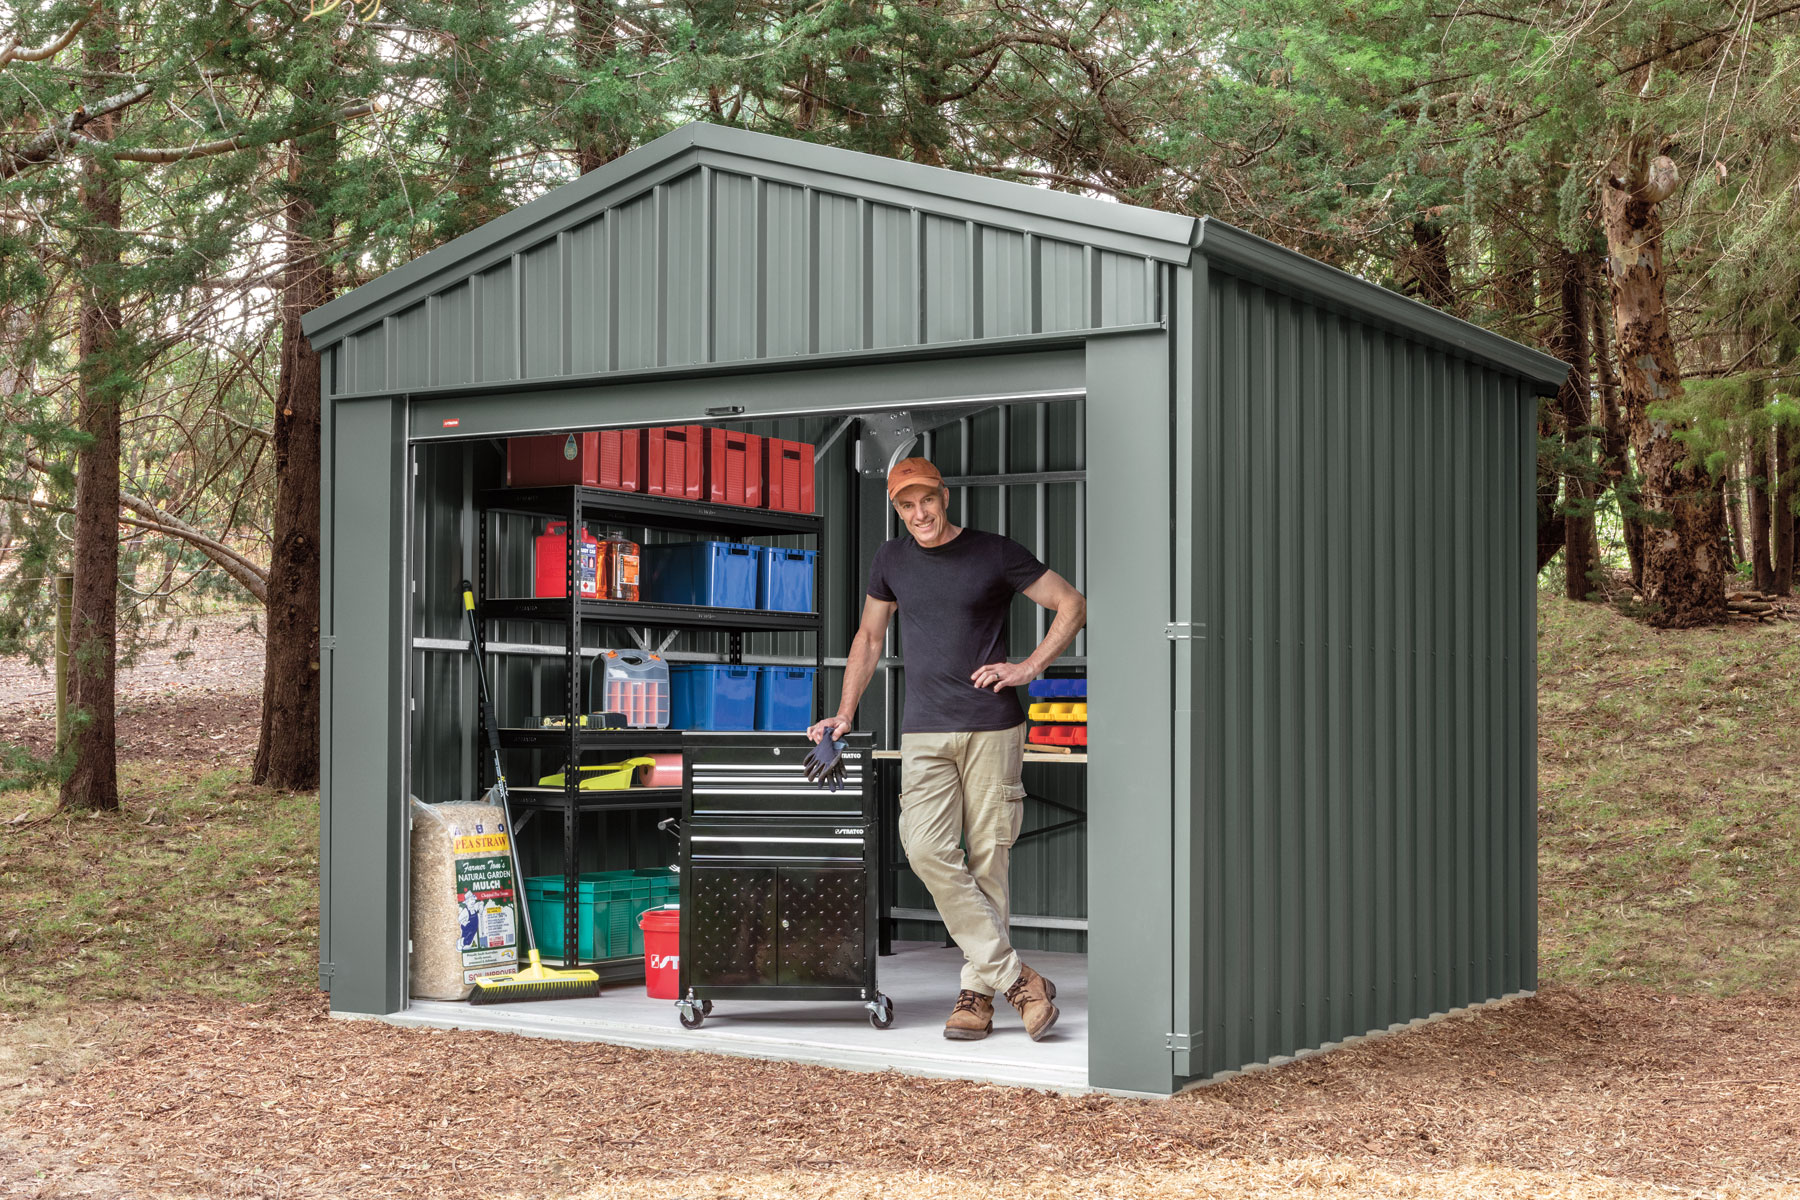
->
<box><xmin>689</xmin><ymin>867</ymin><xmax>779</xmax><ymax>986</ymax></box>
<box><xmin>776</xmin><ymin>868</ymin><xmax>866</xmax><ymax>987</ymax></box>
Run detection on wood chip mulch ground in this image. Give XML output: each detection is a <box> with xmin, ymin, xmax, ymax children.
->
<box><xmin>3</xmin><ymin>983</ymin><xmax>1798</xmax><ymax>1199</ymax></box>
<box><xmin>0</xmin><ymin>611</ymin><xmax>264</xmax><ymax>769</ymax></box>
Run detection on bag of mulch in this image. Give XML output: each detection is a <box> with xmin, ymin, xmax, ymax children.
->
<box><xmin>409</xmin><ymin>795</ymin><xmax>520</xmax><ymax>1000</ymax></box>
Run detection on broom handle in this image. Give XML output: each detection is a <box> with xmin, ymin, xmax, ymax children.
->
<box><xmin>462</xmin><ymin>581</ymin><xmax>540</xmax><ymax>959</ymax></box>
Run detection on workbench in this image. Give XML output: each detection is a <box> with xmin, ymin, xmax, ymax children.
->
<box><xmin>870</xmin><ymin>749</ymin><xmax>1088</xmax><ymax>954</ymax></box>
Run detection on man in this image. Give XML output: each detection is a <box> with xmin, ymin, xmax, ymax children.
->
<box><xmin>807</xmin><ymin>456</ymin><xmax>1087</xmax><ymax>1042</ymax></box>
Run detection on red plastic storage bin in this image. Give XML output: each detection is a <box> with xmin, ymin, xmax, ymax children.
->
<box><xmin>764</xmin><ymin>438</ymin><xmax>815</xmax><ymax>514</ymax></box>
<box><xmin>507</xmin><ymin>431</ymin><xmax>642</xmax><ymax>491</ymax></box>
<box><xmin>534</xmin><ymin>521</ymin><xmax>601</xmax><ymax>599</ymax></box>
<box><xmin>646</xmin><ymin>425</ymin><xmax>704</xmax><ymax>499</ymax></box>
<box><xmin>639</xmin><ymin>906</ymin><xmax>680</xmax><ymax>999</ymax></box>
<box><xmin>707</xmin><ymin>429</ymin><xmax>763</xmax><ymax>508</ymax></box>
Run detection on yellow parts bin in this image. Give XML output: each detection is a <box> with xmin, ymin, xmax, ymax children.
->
<box><xmin>1027</xmin><ymin>701</ymin><xmax>1088</xmax><ymax>723</ymax></box>
<box><xmin>538</xmin><ymin>757</ymin><xmax>656</xmax><ymax>790</ymax></box>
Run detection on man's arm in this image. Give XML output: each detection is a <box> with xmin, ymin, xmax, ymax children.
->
<box><xmin>807</xmin><ymin>594</ymin><xmax>896</xmax><ymax>742</ymax></box>
<box><xmin>970</xmin><ymin>570</ymin><xmax>1087</xmax><ymax>692</ymax></box>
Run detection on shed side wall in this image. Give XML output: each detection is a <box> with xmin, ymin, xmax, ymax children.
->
<box><xmin>1184</xmin><ymin>269</ymin><xmax>1538</xmax><ymax>1080</ymax></box>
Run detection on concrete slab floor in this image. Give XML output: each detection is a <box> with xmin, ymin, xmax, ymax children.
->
<box><xmin>388</xmin><ymin>941</ymin><xmax>1088</xmax><ymax>1093</ymax></box>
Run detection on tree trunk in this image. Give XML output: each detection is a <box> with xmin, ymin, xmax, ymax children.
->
<box><xmin>61</xmin><ymin>5</ymin><xmax>124</xmax><ymax>812</ymax></box>
<box><xmin>1555</xmin><ymin>248</ymin><xmax>1599</xmax><ymax>599</ymax></box>
<box><xmin>1601</xmin><ymin>151</ymin><xmax>1727</xmax><ymax>626</ymax></box>
<box><xmin>1749</xmin><ymin>394</ymin><xmax>1775</xmax><ymax>594</ymax></box>
<box><xmin>1410</xmin><ymin>220</ymin><xmax>1459</xmax><ymax>315</ymax></box>
<box><xmin>1726</xmin><ymin>463</ymin><xmax>1746</xmax><ymax>565</ymax></box>
<box><xmin>253</xmin><ymin>131</ymin><xmax>330</xmax><ymax>791</ymax></box>
<box><xmin>1536</xmin><ymin>392</ymin><xmax>1567</xmax><ymax>574</ymax></box>
<box><xmin>1776</xmin><ymin>420</ymin><xmax>1796</xmax><ymax>595</ymax></box>
<box><xmin>1591</xmin><ymin>275</ymin><xmax>1642</xmax><ymax>591</ymax></box>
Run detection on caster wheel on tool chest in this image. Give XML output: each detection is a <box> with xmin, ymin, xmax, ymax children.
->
<box><xmin>868</xmin><ymin>996</ymin><xmax>894</xmax><ymax>1029</ymax></box>
<box><xmin>701</xmin><ymin>1000</ymin><xmax>714</xmax><ymax>1015</ymax></box>
<box><xmin>678</xmin><ymin>1007</ymin><xmax>705</xmax><ymax>1029</ymax></box>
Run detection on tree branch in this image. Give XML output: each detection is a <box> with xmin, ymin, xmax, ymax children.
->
<box><xmin>0</xmin><ymin>82</ymin><xmax>154</xmax><ymax>180</ymax></box>
<box><xmin>20</xmin><ymin>453</ymin><xmax>270</xmax><ymax>602</ymax></box>
<box><xmin>0</xmin><ymin>4</ymin><xmax>96</xmax><ymax>70</ymax></box>
<box><xmin>80</xmin><ymin>100</ymin><xmax>378</xmax><ymax>163</ymax></box>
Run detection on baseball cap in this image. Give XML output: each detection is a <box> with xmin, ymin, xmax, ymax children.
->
<box><xmin>886</xmin><ymin>457</ymin><xmax>944</xmax><ymax>500</ymax></box>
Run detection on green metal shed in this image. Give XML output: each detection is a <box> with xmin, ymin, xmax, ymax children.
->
<box><xmin>301</xmin><ymin>121</ymin><xmax>1567</xmax><ymax>1097</ymax></box>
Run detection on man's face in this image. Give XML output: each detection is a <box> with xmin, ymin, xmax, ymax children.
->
<box><xmin>893</xmin><ymin>484</ymin><xmax>952</xmax><ymax>547</ymax></box>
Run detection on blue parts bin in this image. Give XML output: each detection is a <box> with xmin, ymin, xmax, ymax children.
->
<box><xmin>1028</xmin><ymin>677</ymin><xmax>1087</xmax><ymax>699</ymax></box>
<box><xmin>757</xmin><ymin>547</ymin><xmax>817</xmax><ymax>613</ymax></box>
<box><xmin>755</xmin><ymin>666</ymin><xmax>815</xmax><ymax>731</ymax></box>
<box><xmin>670</xmin><ymin>663</ymin><xmax>758</xmax><ymax>730</ymax></box>
<box><xmin>642</xmin><ymin>540</ymin><xmax>758</xmax><ymax>609</ymax></box>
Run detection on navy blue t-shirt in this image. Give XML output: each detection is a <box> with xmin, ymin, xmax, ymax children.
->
<box><xmin>867</xmin><ymin>528</ymin><xmax>1048</xmax><ymax>733</ymax></box>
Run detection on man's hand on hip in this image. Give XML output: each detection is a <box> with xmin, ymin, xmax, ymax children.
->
<box><xmin>971</xmin><ymin>660</ymin><xmax>1037</xmax><ymax>692</ymax></box>
<box><xmin>807</xmin><ymin>715</ymin><xmax>851</xmax><ymax>743</ymax></box>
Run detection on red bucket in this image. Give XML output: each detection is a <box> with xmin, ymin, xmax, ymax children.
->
<box><xmin>638</xmin><ymin>906</ymin><xmax>680</xmax><ymax>999</ymax></box>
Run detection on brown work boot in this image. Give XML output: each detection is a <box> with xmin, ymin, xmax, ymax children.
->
<box><xmin>1004</xmin><ymin>964</ymin><xmax>1059</xmax><ymax>1041</ymax></box>
<box><xmin>944</xmin><ymin>989</ymin><xmax>994</xmax><ymax>1040</ymax></box>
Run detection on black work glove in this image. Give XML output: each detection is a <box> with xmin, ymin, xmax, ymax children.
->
<box><xmin>802</xmin><ymin>730</ymin><xmax>848</xmax><ymax>792</ymax></box>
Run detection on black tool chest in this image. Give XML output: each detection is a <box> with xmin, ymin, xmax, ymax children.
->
<box><xmin>674</xmin><ymin>731</ymin><xmax>892</xmax><ymax>1029</ymax></box>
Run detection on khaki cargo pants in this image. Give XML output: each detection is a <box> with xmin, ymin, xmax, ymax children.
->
<box><xmin>897</xmin><ymin>722</ymin><xmax>1028</xmax><ymax>996</ymax></box>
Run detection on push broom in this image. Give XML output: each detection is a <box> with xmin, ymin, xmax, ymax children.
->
<box><xmin>461</xmin><ymin>581</ymin><xmax>600</xmax><ymax>1005</ymax></box>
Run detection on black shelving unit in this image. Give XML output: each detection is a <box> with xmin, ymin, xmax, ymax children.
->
<box><xmin>473</xmin><ymin>483</ymin><xmax>824</xmax><ymax>973</ymax></box>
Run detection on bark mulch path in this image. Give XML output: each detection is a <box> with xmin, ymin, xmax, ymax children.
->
<box><xmin>3</xmin><ymin>984</ymin><xmax>1798</xmax><ymax>1199</ymax></box>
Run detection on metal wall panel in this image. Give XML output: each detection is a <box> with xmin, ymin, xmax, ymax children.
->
<box><xmin>1180</xmin><ymin>268</ymin><xmax>1538</xmax><ymax>1082</ymax></box>
<box><xmin>436</xmin><ymin>281</ymin><xmax>474</xmax><ymax>387</ymax></box>
<box><xmin>567</xmin><ymin>216</ymin><xmax>609</xmax><ymax>375</ymax></box>
<box><xmin>664</xmin><ymin>171</ymin><xmax>706</xmax><ymax>366</ymax></box>
<box><xmin>923</xmin><ymin>215</ymin><xmax>972</xmax><ymax>343</ymax></box>
<box><xmin>1038</xmin><ymin>239</ymin><xmax>1087</xmax><ymax>332</ymax></box>
<box><xmin>816</xmin><ymin>192</ymin><xmax>862</xmax><ymax>353</ymax></box>
<box><xmin>869</xmin><ymin>203</ymin><xmax>916</xmax><ymax>349</ymax></box>
<box><xmin>477</xmin><ymin>258</ymin><xmax>515</xmax><ymax>383</ymax></box>
<box><xmin>981</xmin><ymin>228</ymin><xmax>1031</xmax><ymax>338</ymax></box>
<box><xmin>521</xmin><ymin>240</ymin><xmax>561</xmax><ymax>379</ymax></box>
<box><xmin>615</xmin><ymin>193</ymin><xmax>659</xmax><ymax>370</ymax></box>
<box><xmin>713</xmin><ymin>171</ymin><xmax>760</xmax><ymax>362</ymax></box>
<box><xmin>392</xmin><ymin>301</ymin><xmax>431</xmax><ymax>391</ymax></box>
<box><xmin>763</xmin><ymin>182</ymin><xmax>809</xmax><ymax>358</ymax></box>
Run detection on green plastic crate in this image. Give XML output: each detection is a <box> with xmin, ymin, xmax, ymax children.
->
<box><xmin>524</xmin><ymin>868</ymin><xmax>680</xmax><ymax>960</ymax></box>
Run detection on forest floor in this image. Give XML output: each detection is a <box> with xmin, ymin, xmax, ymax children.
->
<box><xmin>1</xmin><ymin>596</ymin><xmax>1798</xmax><ymax>1199</ymax></box>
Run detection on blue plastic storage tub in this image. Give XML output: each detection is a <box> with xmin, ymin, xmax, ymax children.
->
<box><xmin>1027</xmin><ymin>677</ymin><xmax>1088</xmax><ymax>699</ymax></box>
<box><xmin>756</xmin><ymin>547</ymin><xmax>817</xmax><ymax>613</ymax></box>
<box><xmin>670</xmin><ymin>663</ymin><xmax>758</xmax><ymax>730</ymax></box>
<box><xmin>642</xmin><ymin>541</ymin><xmax>758</xmax><ymax>609</ymax></box>
<box><xmin>755</xmin><ymin>666</ymin><xmax>815</xmax><ymax>731</ymax></box>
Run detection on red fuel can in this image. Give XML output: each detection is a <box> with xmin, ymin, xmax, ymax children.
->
<box><xmin>707</xmin><ymin>429</ymin><xmax>763</xmax><ymax>507</ymax></box>
<box><xmin>534</xmin><ymin>521</ymin><xmax>601</xmax><ymax>599</ymax></box>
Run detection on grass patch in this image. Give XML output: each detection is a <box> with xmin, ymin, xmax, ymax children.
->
<box><xmin>1536</xmin><ymin>591</ymin><xmax>1800</xmax><ymax>993</ymax></box>
<box><xmin>0</xmin><ymin>765</ymin><xmax>317</xmax><ymax>1014</ymax></box>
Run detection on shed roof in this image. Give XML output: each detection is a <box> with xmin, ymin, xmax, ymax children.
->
<box><xmin>301</xmin><ymin>121</ymin><xmax>1566</xmax><ymax>390</ymax></box>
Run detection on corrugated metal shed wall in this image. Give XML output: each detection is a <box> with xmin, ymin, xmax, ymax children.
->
<box><xmin>1183</xmin><ymin>267</ymin><xmax>1538</xmax><ymax>1080</ymax></box>
<box><xmin>323</xmin><ymin>166</ymin><xmax>1157</xmax><ymax>399</ymax></box>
